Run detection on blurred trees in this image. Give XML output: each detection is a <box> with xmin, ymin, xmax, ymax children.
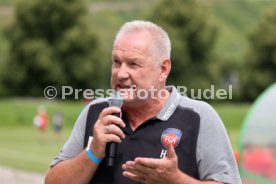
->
<box><xmin>148</xmin><ymin>0</ymin><xmax>217</xmax><ymax>91</ymax></box>
<box><xmin>241</xmin><ymin>5</ymin><xmax>276</xmax><ymax>101</ymax></box>
<box><xmin>0</xmin><ymin>0</ymin><xmax>274</xmax><ymax>101</ymax></box>
<box><xmin>2</xmin><ymin>0</ymin><xmax>102</xmax><ymax>97</ymax></box>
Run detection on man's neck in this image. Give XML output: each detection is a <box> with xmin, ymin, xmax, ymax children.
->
<box><xmin>122</xmin><ymin>90</ymin><xmax>170</xmax><ymax>131</ymax></box>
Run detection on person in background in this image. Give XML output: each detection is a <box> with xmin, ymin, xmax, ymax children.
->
<box><xmin>33</xmin><ymin>105</ymin><xmax>48</xmax><ymax>143</ymax></box>
<box><xmin>52</xmin><ymin>112</ymin><xmax>64</xmax><ymax>142</ymax></box>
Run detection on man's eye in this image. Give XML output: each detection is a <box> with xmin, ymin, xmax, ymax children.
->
<box><xmin>113</xmin><ymin>60</ymin><xmax>121</xmax><ymax>65</ymax></box>
<box><xmin>130</xmin><ymin>62</ymin><xmax>137</xmax><ymax>67</ymax></box>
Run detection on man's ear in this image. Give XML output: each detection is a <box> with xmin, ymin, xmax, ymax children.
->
<box><xmin>159</xmin><ymin>59</ymin><xmax>171</xmax><ymax>82</ymax></box>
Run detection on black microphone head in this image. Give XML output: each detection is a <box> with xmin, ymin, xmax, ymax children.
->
<box><xmin>108</xmin><ymin>91</ymin><xmax>123</xmax><ymax>108</ymax></box>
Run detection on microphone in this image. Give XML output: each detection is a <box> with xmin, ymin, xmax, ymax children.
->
<box><xmin>106</xmin><ymin>91</ymin><xmax>123</xmax><ymax>167</ymax></box>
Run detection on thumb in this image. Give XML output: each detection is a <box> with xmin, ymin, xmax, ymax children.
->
<box><xmin>166</xmin><ymin>142</ymin><xmax>176</xmax><ymax>159</ymax></box>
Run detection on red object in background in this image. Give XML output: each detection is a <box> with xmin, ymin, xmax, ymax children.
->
<box><xmin>242</xmin><ymin>179</ymin><xmax>258</xmax><ymax>184</ymax></box>
<box><xmin>39</xmin><ymin>112</ymin><xmax>48</xmax><ymax>131</ymax></box>
<box><xmin>234</xmin><ymin>150</ymin><xmax>239</xmax><ymax>163</ymax></box>
<box><xmin>242</xmin><ymin>147</ymin><xmax>276</xmax><ymax>180</ymax></box>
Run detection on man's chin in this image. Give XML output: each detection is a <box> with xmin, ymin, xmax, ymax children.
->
<box><xmin>122</xmin><ymin>95</ymin><xmax>149</xmax><ymax>105</ymax></box>
<box><xmin>116</xmin><ymin>89</ymin><xmax>135</xmax><ymax>98</ymax></box>
<box><xmin>121</xmin><ymin>95</ymin><xmax>139</xmax><ymax>104</ymax></box>
<box><xmin>120</xmin><ymin>95</ymin><xmax>135</xmax><ymax>102</ymax></box>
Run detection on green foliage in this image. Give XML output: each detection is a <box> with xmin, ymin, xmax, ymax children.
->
<box><xmin>2</xmin><ymin>0</ymin><xmax>103</xmax><ymax>97</ymax></box>
<box><xmin>147</xmin><ymin>0</ymin><xmax>217</xmax><ymax>91</ymax></box>
<box><xmin>241</xmin><ymin>4</ymin><xmax>276</xmax><ymax>101</ymax></box>
<box><xmin>0</xmin><ymin>0</ymin><xmax>275</xmax><ymax>100</ymax></box>
<box><xmin>209</xmin><ymin>0</ymin><xmax>268</xmax><ymax>64</ymax></box>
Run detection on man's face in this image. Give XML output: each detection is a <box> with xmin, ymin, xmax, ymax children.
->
<box><xmin>111</xmin><ymin>31</ymin><xmax>162</xmax><ymax>103</ymax></box>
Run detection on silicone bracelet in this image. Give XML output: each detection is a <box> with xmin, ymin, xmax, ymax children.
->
<box><xmin>86</xmin><ymin>148</ymin><xmax>103</xmax><ymax>164</ymax></box>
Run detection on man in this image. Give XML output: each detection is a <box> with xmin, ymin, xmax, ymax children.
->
<box><xmin>45</xmin><ymin>20</ymin><xmax>241</xmax><ymax>184</ymax></box>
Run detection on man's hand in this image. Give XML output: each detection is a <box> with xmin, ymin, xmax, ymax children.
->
<box><xmin>122</xmin><ymin>144</ymin><xmax>181</xmax><ymax>184</ymax></box>
<box><xmin>91</xmin><ymin>106</ymin><xmax>125</xmax><ymax>158</ymax></box>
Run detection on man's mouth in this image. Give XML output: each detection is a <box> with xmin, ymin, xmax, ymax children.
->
<box><xmin>117</xmin><ymin>84</ymin><xmax>129</xmax><ymax>89</ymax></box>
<box><xmin>114</xmin><ymin>84</ymin><xmax>137</xmax><ymax>100</ymax></box>
<box><xmin>116</xmin><ymin>84</ymin><xmax>136</xmax><ymax>90</ymax></box>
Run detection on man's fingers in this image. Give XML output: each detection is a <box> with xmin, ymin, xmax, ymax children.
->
<box><xmin>98</xmin><ymin>107</ymin><xmax>121</xmax><ymax>119</ymax></box>
<box><xmin>122</xmin><ymin>171</ymin><xmax>145</xmax><ymax>183</ymax></box>
<box><xmin>166</xmin><ymin>143</ymin><xmax>176</xmax><ymax>159</ymax></box>
<box><xmin>105</xmin><ymin>124</ymin><xmax>125</xmax><ymax>138</ymax></box>
<box><xmin>123</xmin><ymin>161</ymin><xmax>149</xmax><ymax>175</ymax></box>
<box><xmin>102</xmin><ymin>115</ymin><xmax>125</xmax><ymax>128</ymax></box>
<box><xmin>122</xmin><ymin>162</ymin><xmax>147</xmax><ymax>183</ymax></box>
<box><xmin>134</xmin><ymin>157</ymin><xmax>159</xmax><ymax>169</ymax></box>
<box><xmin>105</xmin><ymin>134</ymin><xmax>122</xmax><ymax>143</ymax></box>
<box><xmin>122</xmin><ymin>161</ymin><xmax>148</xmax><ymax>178</ymax></box>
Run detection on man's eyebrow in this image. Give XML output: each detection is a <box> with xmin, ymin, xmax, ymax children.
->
<box><xmin>112</xmin><ymin>55</ymin><xmax>120</xmax><ymax>60</ymax></box>
<box><xmin>127</xmin><ymin>57</ymin><xmax>141</xmax><ymax>62</ymax></box>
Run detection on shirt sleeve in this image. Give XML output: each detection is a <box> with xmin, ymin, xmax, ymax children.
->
<box><xmin>196</xmin><ymin>102</ymin><xmax>242</xmax><ymax>184</ymax></box>
<box><xmin>50</xmin><ymin>104</ymin><xmax>90</xmax><ymax>167</ymax></box>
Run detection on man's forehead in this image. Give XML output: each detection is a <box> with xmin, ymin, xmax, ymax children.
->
<box><xmin>112</xmin><ymin>48</ymin><xmax>145</xmax><ymax>59</ymax></box>
<box><xmin>112</xmin><ymin>31</ymin><xmax>155</xmax><ymax>59</ymax></box>
<box><xmin>114</xmin><ymin>31</ymin><xmax>152</xmax><ymax>45</ymax></box>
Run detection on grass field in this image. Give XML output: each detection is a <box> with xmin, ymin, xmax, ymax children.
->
<box><xmin>213</xmin><ymin>103</ymin><xmax>250</xmax><ymax>150</ymax></box>
<box><xmin>0</xmin><ymin>99</ymin><xmax>83</xmax><ymax>174</ymax></box>
<box><xmin>0</xmin><ymin>127</ymin><xmax>71</xmax><ymax>174</ymax></box>
<box><xmin>0</xmin><ymin>99</ymin><xmax>250</xmax><ymax>173</ymax></box>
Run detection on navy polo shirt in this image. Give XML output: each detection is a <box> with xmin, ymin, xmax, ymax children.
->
<box><xmin>83</xmin><ymin>87</ymin><xmax>200</xmax><ymax>184</ymax></box>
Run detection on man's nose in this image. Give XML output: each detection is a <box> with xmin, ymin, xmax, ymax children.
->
<box><xmin>117</xmin><ymin>64</ymin><xmax>129</xmax><ymax>79</ymax></box>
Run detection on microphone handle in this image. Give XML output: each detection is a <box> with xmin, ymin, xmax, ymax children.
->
<box><xmin>106</xmin><ymin>142</ymin><xmax>117</xmax><ymax>167</ymax></box>
<box><xmin>106</xmin><ymin>112</ymin><xmax>120</xmax><ymax>167</ymax></box>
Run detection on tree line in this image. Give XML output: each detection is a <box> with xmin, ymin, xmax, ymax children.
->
<box><xmin>0</xmin><ymin>0</ymin><xmax>275</xmax><ymax>102</ymax></box>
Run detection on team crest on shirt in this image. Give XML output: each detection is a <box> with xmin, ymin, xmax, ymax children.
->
<box><xmin>161</xmin><ymin>128</ymin><xmax>182</xmax><ymax>148</ymax></box>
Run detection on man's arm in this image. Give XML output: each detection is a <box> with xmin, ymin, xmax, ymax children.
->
<box><xmin>45</xmin><ymin>106</ymin><xmax>126</xmax><ymax>184</ymax></box>
<box><xmin>175</xmin><ymin>173</ymin><xmax>222</xmax><ymax>184</ymax></box>
<box><xmin>45</xmin><ymin>150</ymin><xmax>99</xmax><ymax>184</ymax></box>
<box><xmin>45</xmin><ymin>103</ymin><xmax>92</xmax><ymax>184</ymax></box>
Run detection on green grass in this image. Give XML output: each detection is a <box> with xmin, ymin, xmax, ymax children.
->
<box><xmin>0</xmin><ymin>99</ymin><xmax>250</xmax><ymax>173</ymax></box>
<box><xmin>213</xmin><ymin>103</ymin><xmax>250</xmax><ymax>149</ymax></box>
<box><xmin>213</xmin><ymin>103</ymin><xmax>249</xmax><ymax>130</ymax></box>
<box><xmin>0</xmin><ymin>127</ymin><xmax>71</xmax><ymax>173</ymax></box>
<box><xmin>0</xmin><ymin>99</ymin><xmax>85</xmax><ymax>173</ymax></box>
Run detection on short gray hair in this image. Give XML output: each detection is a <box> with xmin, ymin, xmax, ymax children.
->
<box><xmin>113</xmin><ymin>20</ymin><xmax>171</xmax><ymax>61</ymax></box>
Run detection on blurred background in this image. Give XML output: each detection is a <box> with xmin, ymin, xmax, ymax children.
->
<box><xmin>0</xmin><ymin>0</ymin><xmax>275</xmax><ymax>183</ymax></box>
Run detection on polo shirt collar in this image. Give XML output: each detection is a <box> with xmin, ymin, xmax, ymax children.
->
<box><xmin>157</xmin><ymin>86</ymin><xmax>181</xmax><ymax>121</ymax></box>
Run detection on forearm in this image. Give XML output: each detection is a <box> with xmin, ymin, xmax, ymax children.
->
<box><xmin>45</xmin><ymin>150</ymin><xmax>99</xmax><ymax>184</ymax></box>
<box><xmin>175</xmin><ymin>170</ymin><xmax>222</xmax><ymax>184</ymax></box>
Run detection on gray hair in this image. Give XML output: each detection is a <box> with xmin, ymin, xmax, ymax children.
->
<box><xmin>113</xmin><ymin>20</ymin><xmax>171</xmax><ymax>61</ymax></box>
